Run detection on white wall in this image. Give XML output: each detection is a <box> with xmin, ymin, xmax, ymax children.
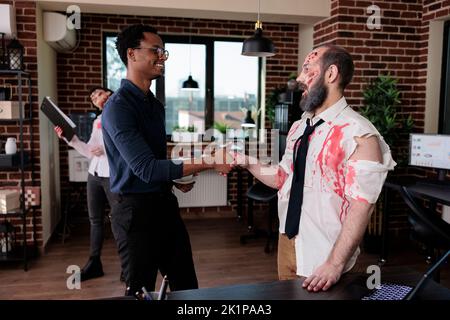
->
<box><xmin>36</xmin><ymin>3</ymin><xmax>61</xmax><ymax>249</ymax></box>
<box><xmin>298</xmin><ymin>24</ymin><xmax>314</xmax><ymax>70</ymax></box>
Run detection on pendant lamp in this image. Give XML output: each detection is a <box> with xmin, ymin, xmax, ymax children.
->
<box><xmin>241</xmin><ymin>109</ymin><xmax>256</xmax><ymax>128</ymax></box>
<box><xmin>241</xmin><ymin>0</ymin><xmax>275</xmax><ymax>57</ymax></box>
<box><xmin>182</xmin><ymin>22</ymin><xmax>200</xmax><ymax>91</ymax></box>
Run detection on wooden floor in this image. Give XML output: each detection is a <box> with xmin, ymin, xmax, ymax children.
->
<box><xmin>0</xmin><ymin>217</ymin><xmax>448</xmax><ymax>299</ymax></box>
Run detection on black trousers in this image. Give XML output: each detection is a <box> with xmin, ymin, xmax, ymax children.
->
<box><xmin>110</xmin><ymin>191</ymin><xmax>198</xmax><ymax>294</ymax></box>
<box><xmin>86</xmin><ymin>173</ymin><xmax>115</xmax><ymax>257</ymax></box>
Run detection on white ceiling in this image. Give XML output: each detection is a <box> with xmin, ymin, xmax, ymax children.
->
<box><xmin>38</xmin><ymin>0</ymin><xmax>330</xmax><ymax>24</ymax></box>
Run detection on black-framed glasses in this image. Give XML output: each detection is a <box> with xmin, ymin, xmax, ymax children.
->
<box><xmin>133</xmin><ymin>46</ymin><xmax>169</xmax><ymax>60</ymax></box>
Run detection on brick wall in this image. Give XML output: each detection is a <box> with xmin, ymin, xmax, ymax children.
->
<box><xmin>313</xmin><ymin>0</ymin><xmax>450</xmax><ymax>234</ymax></box>
<box><xmin>56</xmin><ymin>14</ymin><xmax>299</xmax><ymax>220</ymax></box>
<box><xmin>0</xmin><ymin>0</ymin><xmax>41</xmax><ymax>246</ymax></box>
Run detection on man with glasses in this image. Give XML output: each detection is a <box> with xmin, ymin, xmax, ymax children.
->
<box><xmin>102</xmin><ymin>24</ymin><xmax>231</xmax><ymax>296</ymax></box>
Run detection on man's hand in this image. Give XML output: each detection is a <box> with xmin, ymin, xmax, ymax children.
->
<box><xmin>174</xmin><ymin>181</ymin><xmax>195</xmax><ymax>193</ymax></box>
<box><xmin>89</xmin><ymin>145</ymin><xmax>104</xmax><ymax>157</ymax></box>
<box><xmin>231</xmin><ymin>151</ymin><xmax>249</xmax><ymax>169</ymax></box>
<box><xmin>205</xmin><ymin>145</ymin><xmax>234</xmax><ymax>176</ymax></box>
<box><xmin>214</xmin><ymin>163</ymin><xmax>232</xmax><ymax>176</ymax></box>
<box><xmin>302</xmin><ymin>261</ymin><xmax>344</xmax><ymax>292</ymax></box>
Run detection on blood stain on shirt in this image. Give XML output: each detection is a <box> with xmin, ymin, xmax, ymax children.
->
<box><xmin>276</xmin><ymin>167</ymin><xmax>288</xmax><ymax>190</ymax></box>
<box><xmin>316</xmin><ymin>123</ymin><xmax>350</xmax><ymax>220</ymax></box>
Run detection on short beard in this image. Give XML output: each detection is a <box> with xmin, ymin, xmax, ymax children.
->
<box><xmin>300</xmin><ymin>74</ymin><xmax>328</xmax><ymax>112</ymax></box>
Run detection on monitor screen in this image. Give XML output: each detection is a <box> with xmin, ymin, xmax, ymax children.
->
<box><xmin>409</xmin><ymin>133</ymin><xmax>450</xmax><ymax>170</ymax></box>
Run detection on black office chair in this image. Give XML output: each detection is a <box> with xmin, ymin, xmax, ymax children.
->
<box><xmin>239</xmin><ymin>99</ymin><xmax>295</xmax><ymax>253</ymax></box>
<box><xmin>399</xmin><ymin>185</ymin><xmax>450</xmax><ymax>280</ymax></box>
<box><xmin>240</xmin><ymin>181</ymin><xmax>278</xmax><ymax>254</ymax></box>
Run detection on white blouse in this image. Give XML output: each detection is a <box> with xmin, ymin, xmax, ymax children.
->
<box><xmin>68</xmin><ymin>115</ymin><xmax>110</xmax><ymax>178</ymax></box>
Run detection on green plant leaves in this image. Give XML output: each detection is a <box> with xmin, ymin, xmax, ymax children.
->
<box><xmin>361</xmin><ymin>74</ymin><xmax>414</xmax><ymax>166</ymax></box>
<box><xmin>213</xmin><ymin>122</ymin><xmax>230</xmax><ymax>134</ymax></box>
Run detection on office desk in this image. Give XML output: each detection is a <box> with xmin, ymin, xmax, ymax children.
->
<box><xmin>384</xmin><ymin>177</ymin><xmax>450</xmax><ymax>205</ymax></box>
<box><xmin>160</xmin><ymin>267</ymin><xmax>450</xmax><ymax>300</ymax></box>
<box><xmin>381</xmin><ymin>177</ymin><xmax>450</xmax><ymax>262</ymax></box>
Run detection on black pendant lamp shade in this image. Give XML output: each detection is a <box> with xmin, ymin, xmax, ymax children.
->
<box><xmin>182</xmin><ymin>75</ymin><xmax>199</xmax><ymax>91</ymax></box>
<box><xmin>242</xmin><ymin>22</ymin><xmax>275</xmax><ymax>57</ymax></box>
<box><xmin>181</xmin><ymin>22</ymin><xmax>200</xmax><ymax>92</ymax></box>
<box><xmin>242</xmin><ymin>110</ymin><xmax>256</xmax><ymax>128</ymax></box>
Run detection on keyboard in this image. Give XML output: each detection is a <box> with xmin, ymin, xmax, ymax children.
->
<box><xmin>361</xmin><ymin>283</ymin><xmax>413</xmax><ymax>300</ymax></box>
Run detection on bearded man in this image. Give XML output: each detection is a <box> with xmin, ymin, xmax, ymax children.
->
<box><xmin>233</xmin><ymin>44</ymin><xmax>396</xmax><ymax>292</ymax></box>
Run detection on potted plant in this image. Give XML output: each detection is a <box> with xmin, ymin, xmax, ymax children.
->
<box><xmin>359</xmin><ymin>74</ymin><xmax>414</xmax><ymax>253</ymax></box>
<box><xmin>172</xmin><ymin>125</ymin><xmax>199</xmax><ymax>142</ymax></box>
<box><xmin>209</xmin><ymin>121</ymin><xmax>232</xmax><ymax>142</ymax></box>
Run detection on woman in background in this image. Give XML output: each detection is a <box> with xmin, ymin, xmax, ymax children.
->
<box><xmin>55</xmin><ymin>87</ymin><xmax>124</xmax><ymax>282</ymax></box>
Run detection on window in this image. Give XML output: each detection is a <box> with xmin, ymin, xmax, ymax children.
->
<box><xmin>164</xmin><ymin>43</ymin><xmax>206</xmax><ymax>133</ymax></box>
<box><xmin>213</xmin><ymin>41</ymin><xmax>259</xmax><ymax>130</ymax></box>
<box><xmin>103</xmin><ymin>34</ymin><xmax>261</xmax><ymax>135</ymax></box>
<box><xmin>104</xmin><ymin>35</ymin><xmax>126</xmax><ymax>92</ymax></box>
<box><xmin>162</xmin><ymin>36</ymin><xmax>261</xmax><ymax>135</ymax></box>
<box><xmin>440</xmin><ymin>21</ymin><xmax>450</xmax><ymax>134</ymax></box>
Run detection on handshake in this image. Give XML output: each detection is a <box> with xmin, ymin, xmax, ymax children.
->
<box><xmin>171</xmin><ymin>142</ymin><xmax>260</xmax><ymax>193</ymax></box>
<box><xmin>173</xmin><ymin>145</ymin><xmax>257</xmax><ymax>193</ymax></box>
<box><xmin>199</xmin><ymin>146</ymin><xmax>254</xmax><ymax>176</ymax></box>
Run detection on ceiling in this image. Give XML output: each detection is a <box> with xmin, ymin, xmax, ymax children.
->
<box><xmin>38</xmin><ymin>0</ymin><xmax>330</xmax><ymax>25</ymax></box>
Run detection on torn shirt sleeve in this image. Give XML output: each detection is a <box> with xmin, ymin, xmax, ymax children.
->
<box><xmin>344</xmin><ymin>137</ymin><xmax>397</xmax><ymax>204</ymax></box>
<box><xmin>344</xmin><ymin>159</ymin><xmax>394</xmax><ymax>204</ymax></box>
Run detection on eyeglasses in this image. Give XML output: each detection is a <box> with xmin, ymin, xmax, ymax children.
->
<box><xmin>133</xmin><ymin>47</ymin><xmax>169</xmax><ymax>60</ymax></box>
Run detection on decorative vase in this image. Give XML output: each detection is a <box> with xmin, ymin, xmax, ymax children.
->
<box><xmin>5</xmin><ymin>137</ymin><xmax>17</xmax><ymax>154</ymax></box>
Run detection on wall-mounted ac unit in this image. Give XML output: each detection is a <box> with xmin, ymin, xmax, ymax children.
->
<box><xmin>43</xmin><ymin>12</ymin><xmax>78</xmax><ymax>53</ymax></box>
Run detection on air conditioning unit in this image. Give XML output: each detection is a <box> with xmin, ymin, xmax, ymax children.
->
<box><xmin>43</xmin><ymin>12</ymin><xmax>78</xmax><ymax>53</ymax></box>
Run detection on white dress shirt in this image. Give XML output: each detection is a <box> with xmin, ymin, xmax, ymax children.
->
<box><xmin>68</xmin><ymin>115</ymin><xmax>109</xmax><ymax>178</ymax></box>
<box><xmin>277</xmin><ymin>97</ymin><xmax>396</xmax><ymax>277</ymax></box>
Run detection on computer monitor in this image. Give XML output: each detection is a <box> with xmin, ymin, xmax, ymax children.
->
<box><xmin>409</xmin><ymin>133</ymin><xmax>450</xmax><ymax>170</ymax></box>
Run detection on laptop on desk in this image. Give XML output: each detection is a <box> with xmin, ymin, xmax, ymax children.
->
<box><xmin>362</xmin><ymin>250</ymin><xmax>450</xmax><ymax>300</ymax></box>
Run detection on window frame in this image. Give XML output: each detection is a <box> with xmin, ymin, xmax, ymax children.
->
<box><xmin>102</xmin><ymin>32</ymin><xmax>262</xmax><ymax>135</ymax></box>
<box><xmin>161</xmin><ymin>35</ymin><xmax>262</xmax><ymax>131</ymax></box>
<box><xmin>439</xmin><ymin>21</ymin><xmax>450</xmax><ymax>134</ymax></box>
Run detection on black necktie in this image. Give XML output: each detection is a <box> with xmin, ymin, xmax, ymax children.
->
<box><xmin>285</xmin><ymin>118</ymin><xmax>324</xmax><ymax>239</ymax></box>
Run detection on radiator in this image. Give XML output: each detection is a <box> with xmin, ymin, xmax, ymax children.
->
<box><xmin>173</xmin><ymin>170</ymin><xmax>228</xmax><ymax>208</ymax></box>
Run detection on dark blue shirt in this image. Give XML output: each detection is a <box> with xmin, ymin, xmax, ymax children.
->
<box><xmin>102</xmin><ymin>79</ymin><xmax>183</xmax><ymax>194</ymax></box>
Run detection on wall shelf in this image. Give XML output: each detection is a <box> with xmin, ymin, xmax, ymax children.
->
<box><xmin>0</xmin><ymin>152</ymin><xmax>30</xmax><ymax>169</ymax></box>
<box><xmin>0</xmin><ymin>70</ymin><xmax>37</xmax><ymax>271</ymax></box>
